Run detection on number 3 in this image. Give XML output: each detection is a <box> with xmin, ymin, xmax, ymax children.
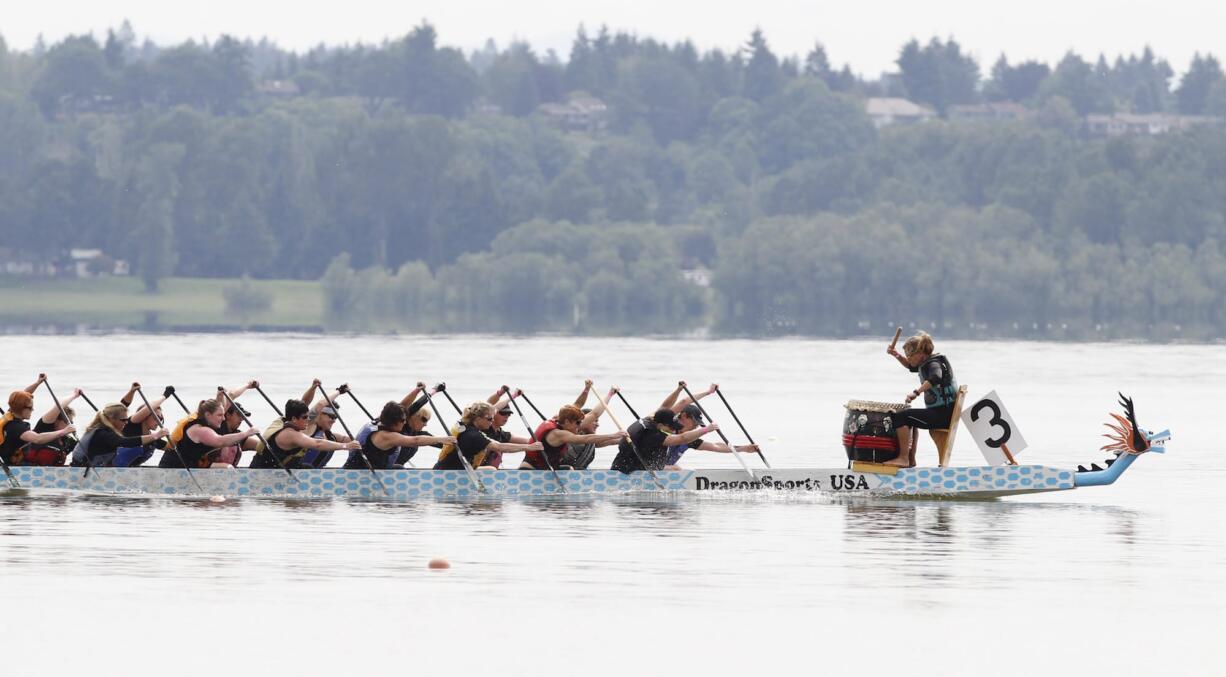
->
<box><xmin>970</xmin><ymin>400</ymin><xmax>1012</xmax><ymax>448</ymax></box>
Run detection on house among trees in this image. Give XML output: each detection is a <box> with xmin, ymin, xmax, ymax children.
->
<box><xmin>948</xmin><ymin>102</ymin><xmax>1029</xmax><ymax>122</ymax></box>
<box><xmin>864</xmin><ymin>97</ymin><xmax>936</xmax><ymax>128</ymax></box>
<box><xmin>256</xmin><ymin>80</ymin><xmax>300</xmax><ymax>97</ymax></box>
<box><xmin>1084</xmin><ymin>113</ymin><xmax>1220</xmax><ymax>136</ymax></box>
<box><xmin>0</xmin><ymin>249</ymin><xmax>129</xmax><ymax>278</ymax></box>
<box><xmin>536</xmin><ymin>95</ymin><xmax>609</xmax><ymax>132</ymax></box>
<box><xmin>68</xmin><ymin>249</ymin><xmax>130</xmax><ymax>277</ymax></box>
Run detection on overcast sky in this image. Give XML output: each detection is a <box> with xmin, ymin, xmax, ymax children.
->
<box><xmin>4</xmin><ymin>0</ymin><xmax>1224</xmax><ymax>77</ymax></box>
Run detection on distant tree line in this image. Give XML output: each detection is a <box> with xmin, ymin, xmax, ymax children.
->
<box><xmin>2</xmin><ymin>24</ymin><xmax>1226</xmax><ymax>337</ymax></box>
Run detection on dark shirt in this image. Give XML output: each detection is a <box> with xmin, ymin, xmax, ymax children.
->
<box><xmin>1</xmin><ymin>419</ymin><xmax>32</xmax><ymax>462</ymax></box>
<box><xmin>85</xmin><ymin>427</ymin><xmax>145</xmax><ymax>461</ymax></box>
<box><xmin>610</xmin><ymin>419</ymin><xmax>671</xmax><ymax>473</ymax></box>
<box><xmin>433</xmin><ymin>426</ymin><xmax>489</xmax><ymax>470</ymax></box>
<box><xmin>348</xmin><ymin>428</ymin><xmax>399</xmax><ymax>469</ymax></box>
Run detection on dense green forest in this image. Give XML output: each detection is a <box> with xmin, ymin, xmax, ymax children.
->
<box><xmin>2</xmin><ymin>23</ymin><xmax>1226</xmax><ymax>338</ymax></box>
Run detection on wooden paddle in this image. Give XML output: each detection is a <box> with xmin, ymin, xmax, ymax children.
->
<box><xmin>317</xmin><ymin>381</ymin><xmax>389</xmax><ymax>497</ymax></box>
<box><xmin>504</xmin><ymin>386</ymin><xmax>567</xmax><ymax>494</ymax></box>
<box><xmin>588</xmin><ymin>386</ymin><xmax>667</xmax><ymax>491</ymax></box>
<box><xmin>680</xmin><ymin>382</ymin><xmax>755</xmax><ymax>481</ymax></box>
<box><xmin>889</xmin><ymin>326</ymin><xmax>902</xmax><ymax>352</ymax></box>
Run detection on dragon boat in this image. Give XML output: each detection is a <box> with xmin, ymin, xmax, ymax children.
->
<box><xmin>0</xmin><ymin>395</ymin><xmax>1168</xmax><ymax>501</ymax></box>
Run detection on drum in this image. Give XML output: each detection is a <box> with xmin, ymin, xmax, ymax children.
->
<box><xmin>12</xmin><ymin>444</ymin><xmax>69</xmax><ymax>466</ymax></box>
<box><xmin>843</xmin><ymin>400</ymin><xmax>903</xmax><ymax>463</ymax></box>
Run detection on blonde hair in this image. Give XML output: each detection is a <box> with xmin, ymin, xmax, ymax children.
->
<box><xmin>86</xmin><ymin>403</ymin><xmax>129</xmax><ymax>435</ymax></box>
<box><xmin>903</xmin><ymin>331</ymin><xmax>935</xmax><ymax>358</ymax></box>
<box><xmin>461</xmin><ymin>401</ymin><xmax>495</xmax><ymax>425</ymax></box>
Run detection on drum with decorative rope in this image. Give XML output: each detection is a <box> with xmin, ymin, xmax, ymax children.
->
<box><xmin>842</xmin><ymin>400</ymin><xmax>904</xmax><ymax>463</ymax></box>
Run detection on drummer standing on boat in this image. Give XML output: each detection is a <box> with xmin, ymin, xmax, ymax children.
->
<box><xmin>885</xmin><ymin>331</ymin><xmax>958</xmax><ymax>467</ymax></box>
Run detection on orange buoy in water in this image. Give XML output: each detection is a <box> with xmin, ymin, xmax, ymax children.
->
<box><xmin>428</xmin><ymin>558</ymin><xmax>450</xmax><ymax>570</ymax></box>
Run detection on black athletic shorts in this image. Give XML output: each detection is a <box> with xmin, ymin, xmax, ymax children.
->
<box><xmin>889</xmin><ymin>405</ymin><xmax>954</xmax><ymax>430</ymax></box>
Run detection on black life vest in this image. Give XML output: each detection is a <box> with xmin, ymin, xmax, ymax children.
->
<box><xmin>161</xmin><ymin>419</ymin><xmax>214</xmax><ymax>468</ymax></box>
<box><xmin>252</xmin><ymin>419</ymin><xmax>307</xmax><ymax>468</ymax></box>
<box><xmin>919</xmin><ymin>354</ymin><xmax>958</xmax><ymax>407</ymax></box>
<box><xmin>353</xmin><ymin>427</ymin><xmax>398</xmax><ymax>469</ymax></box>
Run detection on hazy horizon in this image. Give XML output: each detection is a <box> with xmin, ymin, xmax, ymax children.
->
<box><xmin>4</xmin><ymin>0</ymin><xmax>1225</xmax><ymax>77</ymax></box>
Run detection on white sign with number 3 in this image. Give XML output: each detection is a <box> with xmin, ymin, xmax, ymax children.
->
<box><xmin>961</xmin><ymin>390</ymin><xmax>1028</xmax><ymax>466</ymax></box>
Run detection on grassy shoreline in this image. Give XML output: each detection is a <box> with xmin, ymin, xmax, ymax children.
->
<box><xmin>0</xmin><ymin>276</ymin><xmax>323</xmax><ymax>329</ymax></box>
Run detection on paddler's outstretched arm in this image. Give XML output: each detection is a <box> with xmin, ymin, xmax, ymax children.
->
<box><xmin>120</xmin><ymin>381</ymin><xmax>139</xmax><ymax>406</ymax></box>
<box><xmin>278</xmin><ymin>427</ymin><xmax>360</xmax><ymax>452</ymax></box>
<box><xmin>399</xmin><ymin>382</ymin><xmax>426</xmax><ymax>409</ymax></box>
<box><xmin>217</xmin><ymin>379</ymin><xmax>258</xmax><ymax>404</ymax></box>
<box><xmin>672</xmin><ymin>383</ymin><xmax>717</xmax><ymax>413</ymax></box>
<box><xmin>544</xmin><ymin>428</ymin><xmax>626</xmax><ymax>447</ymax></box>
<box><xmin>662</xmin><ymin>423</ymin><xmax>719</xmax><ymax>448</ymax></box>
<box><xmin>573</xmin><ymin>380</ymin><xmax>593</xmax><ymax>408</ymax></box>
<box><xmin>580</xmin><ymin>387</ymin><xmax>617</xmax><ymax>430</ymax></box>
<box><xmin>659</xmin><ymin>381</ymin><xmax>686</xmax><ymax>411</ymax></box>
<box><xmin>301</xmin><ymin>379</ymin><xmax>321</xmax><ymax>405</ymax></box>
<box><xmin>376</xmin><ymin>431</ymin><xmax>456</xmax><ymax>449</ymax></box>
<box><xmin>309</xmin><ymin>389</ymin><xmax>344</xmax><ymax>416</ymax></box>
<box><xmin>22</xmin><ymin>373</ymin><xmax>47</xmax><ymax>395</ymax></box>
<box><xmin>191</xmin><ymin>425</ymin><xmax>259</xmax><ymax>448</ymax></box>
<box><xmin>131</xmin><ymin>387</ymin><xmax>172</xmax><ymax>425</ymax></box>
<box><xmin>695</xmin><ymin>441</ymin><xmax>760</xmax><ymax>454</ymax></box>
<box><xmin>39</xmin><ymin>387</ymin><xmax>81</xmax><ymax>425</ymax></box>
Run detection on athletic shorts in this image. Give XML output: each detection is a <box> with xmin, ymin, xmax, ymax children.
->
<box><xmin>889</xmin><ymin>405</ymin><xmax>955</xmax><ymax>431</ymax></box>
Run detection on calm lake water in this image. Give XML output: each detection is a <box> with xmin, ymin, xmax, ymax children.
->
<box><xmin>0</xmin><ymin>334</ymin><xmax>1220</xmax><ymax>675</ymax></box>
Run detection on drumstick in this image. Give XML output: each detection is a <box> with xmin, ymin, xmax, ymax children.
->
<box><xmin>889</xmin><ymin>327</ymin><xmax>902</xmax><ymax>351</ymax></box>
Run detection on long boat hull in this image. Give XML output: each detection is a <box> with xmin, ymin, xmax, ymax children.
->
<box><xmin>0</xmin><ymin>464</ymin><xmax>1078</xmax><ymax>500</ymax></box>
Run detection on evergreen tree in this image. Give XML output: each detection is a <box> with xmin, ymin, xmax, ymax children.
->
<box><xmin>1175</xmin><ymin>53</ymin><xmax>1223</xmax><ymax>114</ymax></box>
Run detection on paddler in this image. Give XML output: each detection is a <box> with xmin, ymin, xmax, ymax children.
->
<box><xmin>249</xmin><ymin>399</ymin><xmax>360</xmax><ymax>469</ymax></box>
<box><xmin>19</xmin><ymin>385</ymin><xmax>84</xmax><ymax>466</ymax></box>
<box><xmin>215</xmin><ymin>380</ymin><xmax>263</xmax><ymax>466</ymax></box>
<box><xmin>521</xmin><ymin>402</ymin><xmax>626</xmax><ymax>470</ymax></box>
<box><xmin>158</xmin><ymin>399</ymin><xmax>260</xmax><ymax>468</ymax></box>
<box><xmin>662</xmin><ymin>384</ymin><xmax>759</xmax><ymax>468</ymax></box>
<box><xmin>2</xmin><ymin>383</ymin><xmax>77</xmax><ymax>466</ymax></box>
<box><xmin>885</xmin><ymin>331</ymin><xmax>958</xmax><ymax>467</ymax></box>
<box><xmin>304</xmin><ymin>381</ymin><xmax>353</xmax><ymax>468</ymax></box>
<box><xmin>345</xmin><ymin>402</ymin><xmax>455</xmax><ymax>470</ymax></box>
<box><xmin>433</xmin><ymin>401</ymin><xmax>542</xmax><ymax>470</ymax></box>
<box><xmin>71</xmin><ymin>403</ymin><xmax>166</xmax><ymax>467</ymax></box>
<box><xmin>114</xmin><ymin>385</ymin><xmax>173</xmax><ymax>467</ymax></box>
<box><xmin>610</xmin><ymin>405</ymin><xmax>720</xmax><ymax>473</ymax></box>
<box><xmin>562</xmin><ymin>383</ymin><xmax>621</xmax><ymax>469</ymax></box>
<box><xmin>350</xmin><ymin>382</ymin><xmax>435</xmax><ymax>468</ymax></box>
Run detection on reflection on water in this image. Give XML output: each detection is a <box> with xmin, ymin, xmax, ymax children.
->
<box><xmin>0</xmin><ymin>335</ymin><xmax>1221</xmax><ymax>675</ymax></box>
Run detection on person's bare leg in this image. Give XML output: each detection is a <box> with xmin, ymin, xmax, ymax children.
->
<box><xmin>886</xmin><ymin>427</ymin><xmax>912</xmax><ymax>466</ymax></box>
